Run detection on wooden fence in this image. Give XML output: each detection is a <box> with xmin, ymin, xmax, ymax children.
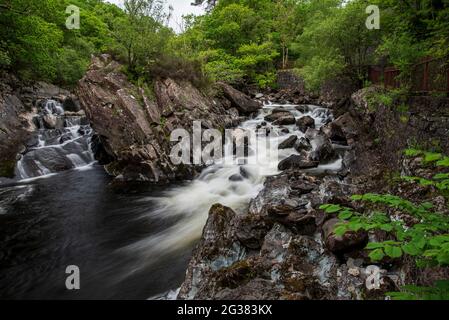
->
<box><xmin>369</xmin><ymin>57</ymin><xmax>449</xmax><ymax>93</ymax></box>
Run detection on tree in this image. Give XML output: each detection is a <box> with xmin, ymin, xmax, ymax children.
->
<box><xmin>112</xmin><ymin>0</ymin><xmax>171</xmax><ymax>75</ymax></box>
<box><xmin>294</xmin><ymin>0</ymin><xmax>383</xmax><ymax>90</ymax></box>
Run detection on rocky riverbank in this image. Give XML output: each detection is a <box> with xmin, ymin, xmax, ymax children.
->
<box><xmin>177</xmin><ymin>86</ymin><xmax>449</xmax><ymax>300</ymax></box>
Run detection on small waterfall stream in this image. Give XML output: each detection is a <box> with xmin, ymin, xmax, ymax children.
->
<box><xmin>15</xmin><ymin>100</ymin><xmax>95</xmax><ymax>180</ymax></box>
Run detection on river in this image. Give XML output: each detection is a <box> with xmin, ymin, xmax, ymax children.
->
<box><xmin>0</xmin><ymin>101</ymin><xmax>338</xmax><ymax>299</ymax></box>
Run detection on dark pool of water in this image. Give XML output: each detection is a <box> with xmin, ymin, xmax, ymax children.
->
<box><xmin>0</xmin><ymin>166</ymin><xmax>193</xmax><ymax>300</ymax></box>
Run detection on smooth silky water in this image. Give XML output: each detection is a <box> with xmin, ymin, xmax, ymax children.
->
<box><xmin>0</xmin><ymin>102</ymin><xmax>340</xmax><ymax>299</ymax></box>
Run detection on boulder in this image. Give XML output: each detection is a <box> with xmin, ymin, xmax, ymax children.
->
<box><xmin>321</xmin><ymin>121</ymin><xmax>347</xmax><ymax>145</ymax></box>
<box><xmin>264</xmin><ymin>111</ymin><xmax>294</xmax><ymax>123</ymax></box>
<box><xmin>322</xmin><ymin>218</ymin><xmax>368</xmax><ymax>253</ymax></box>
<box><xmin>218</xmin><ymin>82</ymin><xmax>261</xmax><ymax>115</ymax></box>
<box><xmin>305</xmin><ymin>129</ymin><xmax>335</xmax><ymax>162</ymax></box>
<box><xmin>42</xmin><ymin>114</ymin><xmax>64</xmax><ymax>129</ymax></box>
<box><xmin>309</xmin><ymin>135</ymin><xmax>335</xmax><ymax>163</ymax></box>
<box><xmin>229</xmin><ymin>174</ymin><xmax>244</xmax><ymax>182</ymax></box>
<box><xmin>278</xmin><ymin>135</ymin><xmax>298</xmax><ymax>149</ymax></box>
<box><xmin>278</xmin><ymin>155</ymin><xmax>319</xmax><ymax>171</ymax></box>
<box><xmin>294</xmin><ymin>137</ymin><xmax>312</xmax><ymax>152</ymax></box>
<box><xmin>273</xmin><ymin>115</ymin><xmax>296</xmax><ymax>126</ymax></box>
<box><xmin>297</xmin><ymin>116</ymin><xmax>315</xmax><ymax>132</ymax></box>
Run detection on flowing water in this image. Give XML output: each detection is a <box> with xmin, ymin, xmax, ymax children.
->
<box><xmin>0</xmin><ymin>102</ymin><xmax>340</xmax><ymax>299</ymax></box>
<box><xmin>16</xmin><ymin>100</ymin><xmax>95</xmax><ymax>180</ymax></box>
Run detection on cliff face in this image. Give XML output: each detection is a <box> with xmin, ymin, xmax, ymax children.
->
<box><xmin>77</xmin><ymin>54</ymin><xmax>259</xmax><ymax>183</ymax></box>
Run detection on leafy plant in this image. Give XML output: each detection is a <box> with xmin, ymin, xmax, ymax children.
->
<box><xmin>320</xmin><ymin>149</ymin><xmax>449</xmax><ymax>299</ymax></box>
<box><xmin>386</xmin><ymin>280</ymin><xmax>449</xmax><ymax>300</ymax></box>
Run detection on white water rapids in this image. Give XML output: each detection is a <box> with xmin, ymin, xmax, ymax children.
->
<box><xmin>123</xmin><ymin>103</ymin><xmax>342</xmax><ymax>267</ymax></box>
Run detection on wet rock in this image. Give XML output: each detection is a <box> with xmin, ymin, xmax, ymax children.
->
<box><xmin>229</xmin><ymin>174</ymin><xmax>244</xmax><ymax>182</ymax></box>
<box><xmin>63</xmin><ymin>95</ymin><xmax>81</xmax><ymax>112</ymax></box>
<box><xmin>214</xmin><ymin>278</ymin><xmax>283</xmax><ymax>300</ymax></box>
<box><xmin>21</xmin><ymin>148</ymin><xmax>74</xmax><ymax>173</ymax></box>
<box><xmin>294</xmin><ymin>137</ymin><xmax>312</xmax><ymax>152</ymax></box>
<box><xmin>59</xmin><ymin>133</ymin><xmax>72</xmax><ymax>144</ymax></box>
<box><xmin>25</xmin><ymin>134</ymin><xmax>39</xmax><ymax>149</ymax></box>
<box><xmin>309</xmin><ymin>133</ymin><xmax>336</xmax><ymax>163</ymax></box>
<box><xmin>296</xmin><ymin>116</ymin><xmax>315</xmax><ymax>132</ymax></box>
<box><xmin>322</xmin><ymin>113</ymin><xmax>358</xmax><ymax>147</ymax></box>
<box><xmin>218</xmin><ymin>82</ymin><xmax>261</xmax><ymax>115</ymax></box>
<box><xmin>90</xmin><ymin>134</ymin><xmax>115</xmax><ymax>165</ymax></box>
<box><xmin>239</xmin><ymin>166</ymin><xmax>251</xmax><ymax>179</ymax></box>
<box><xmin>278</xmin><ymin>155</ymin><xmax>319</xmax><ymax>171</ymax></box>
<box><xmin>322</xmin><ymin>218</ymin><xmax>368</xmax><ymax>254</ymax></box>
<box><xmin>262</xmin><ymin>224</ymin><xmax>339</xmax><ymax>299</ymax></box>
<box><xmin>295</xmin><ymin>105</ymin><xmax>310</xmax><ymax>113</ymax></box>
<box><xmin>273</xmin><ymin>115</ymin><xmax>296</xmax><ymax>126</ymax></box>
<box><xmin>42</xmin><ymin>114</ymin><xmax>64</xmax><ymax>129</ymax></box>
<box><xmin>278</xmin><ymin>135</ymin><xmax>298</xmax><ymax>149</ymax></box>
<box><xmin>321</xmin><ymin>122</ymin><xmax>347</xmax><ymax>145</ymax></box>
<box><xmin>264</xmin><ymin>111</ymin><xmax>293</xmax><ymax>122</ymax></box>
<box><xmin>178</xmin><ymin>204</ymin><xmax>246</xmax><ymax>300</ymax></box>
<box><xmin>234</xmin><ymin>214</ymin><xmax>272</xmax><ymax>250</ymax></box>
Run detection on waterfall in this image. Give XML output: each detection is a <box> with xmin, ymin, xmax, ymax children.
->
<box><xmin>15</xmin><ymin>100</ymin><xmax>95</xmax><ymax>180</ymax></box>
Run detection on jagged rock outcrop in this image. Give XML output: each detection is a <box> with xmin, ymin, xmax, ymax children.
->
<box><xmin>77</xmin><ymin>54</ymin><xmax>249</xmax><ymax>183</ymax></box>
<box><xmin>178</xmin><ymin>168</ymin><xmax>397</xmax><ymax>300</ymax></box>
<box><xmin>218</xmin><ymin>82</ymin><xmax>262</xmax><ymax>115</ymax></box>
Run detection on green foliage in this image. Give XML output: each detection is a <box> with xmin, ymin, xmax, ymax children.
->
<box><xmin>377</xmin><ymin>32</ymin><xmax>425</xmax><ymax>83</ymax></box>
<box><xmin>294</xmin><ymin>0</ymin><xmax>383</xmax><ymax>90</ymax></box>
<box><xmin>404</xmin><ymin>149</ymin><xmax>449</xmax><ymax>168</ymax></box>
<box><xmin>0</xmin><ymin>0</ymin><xmax>122</xmax><ymax>84</ymax></box>
<box><xmin>0</xmin><ymin>0</ymin><xmax>174</xmax><ymax>86</ymax></box>
<box><xmin>387</xmin><ymin>280</ymin><xmax>449</xmax><ymax>300</ymax></box>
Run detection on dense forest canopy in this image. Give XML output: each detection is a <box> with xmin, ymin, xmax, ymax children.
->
<box><xmin>0</xmin><ymin>0</ymin><xmax>448</xmax><ymax>90</ymax></box>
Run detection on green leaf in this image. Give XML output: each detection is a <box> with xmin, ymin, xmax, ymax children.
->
<box><xmin>380</xmin><ymin>224</ymin><xmax>394</xmax><ymax>232</ymax></box>
<box><xmin>334</xmin><ymin>225</ymin><xmax>347</xmax><ymax>237</ymax></box>
<box><xmin>404</xmin><ymin>149</ymin><xmax>423</xmax><ymax>157</ymax></box>
<box><xmin>385</xmin><ymin>245</ymin><xmax>403</xmax><ymax>258</ymax></box>
<box><xmin>436</xmin><ymin>157</ymin><xmax>449</xmax><ymax>167</ymax></box>
<box><xmin>366</xmin><ymin>242</ymin><xmax>384</xmax><ymax>249</ymax></box>
<box><xmin>351</xmin><ymin>195</ymin><xmax>363</xmax><ymax>201</ymax></box>
<box><xmin>402</xmin><ymin>243</ymin><xmax>420</xmax><ymax>256</ymax></box>
<box><xmin>320</xmin><ymin>204</ymin><xmax>342</xmax><ymax>213</ymax></box>
<box><xmin>348</xmin><ymin>221</ymin><xmax>363</xmax><ymax>232</ymax></box>
<box><xmin>369</xmin><ymin>248</ymin><xmax>385</xmax><ymax>261</ymax></box>
<box><xmin>338</xmin><ymin>211</ymin><xmax>353</xmax><ymax>220</ymax></box>
<box><xmin>433</xmin><ymin>173</ymin><xmax>449</xmax><ymax>180</ymax></box>
<box><xmin>423</xmin><ymin>152</ymin><xmax>442</xmax><ymax>163</ymax></box>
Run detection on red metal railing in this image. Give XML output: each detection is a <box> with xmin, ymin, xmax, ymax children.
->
<box><xmin>369</xmin><ymin>57</ymin><xmax>449</xmax><ymax>93</ymax></box>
